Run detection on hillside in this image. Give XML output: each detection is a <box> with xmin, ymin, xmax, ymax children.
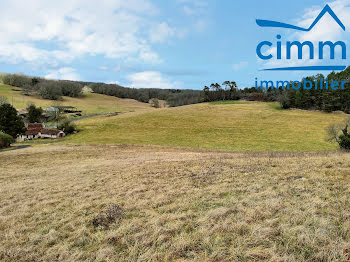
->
<box><xmin>0</xmin><ymin>84</ymin><xmax>154</xmax><ymax>115</ymax></box>
<box><xmin>63</xmin><ymin>101</ymin><xmax>347</xmax><ymax>152</ymax></box>
<box><xmin>1</xmin><ymin>83</ymin><xmax>347</xmax><ymax>152</ymax></box>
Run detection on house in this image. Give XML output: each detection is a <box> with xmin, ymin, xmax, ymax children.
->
<box><xmin>17</xmin><ymin>123</ymin><xmax>65</xmax><ymax>142</ymax></box>
<box><xmin>45</xmin><ymin>107</ymin><xmax>60</xmax><ymax>113</ymax></box>
<box><xmin>20</xmin><ymin>128</ymin><xmax>41</xmax><ymax>141</ymax></box>
<box><xmin>27</xmin><ymin>123</ymin><xmax>45</xmax><ymax>130</ymax></box>
<box><xmin>45</xmin><ymin>106</ymin><xmax>81</xmax><ymax>114</ymax></box>
<box><xmin>40</xmin><ymin>129</ymin><xmax>65</xmax><ymax>139</ymax></box>
<box><xmin>17</xmin><ymin>123</ymin><xmax>44</xmax><ymax>141</ymax></box>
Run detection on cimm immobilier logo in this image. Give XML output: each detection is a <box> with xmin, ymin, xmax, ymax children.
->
<box><xmin>255</xmin><ymin>4</ymin><xmax>348</xmax><ymax>90</ymax></box>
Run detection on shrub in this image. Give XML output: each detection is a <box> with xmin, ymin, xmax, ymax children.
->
<box><xmin>327</xmin><ymin>119</ymin><xmax>350</xmax><ymax>151</ymax></box>
<box><xmin>0</xmin><ymin>131</ymin><xmax>14</xmax><ymax>148</ymax></box>
<box><xmin>151</xmin><ymin>98</ymin><xmax>160</xmax><ymax>108</ymax></box>
<box><xmin>58</xmin><ymin>118</ymin><xmax>76</xmax><ymax>134</ymax></box>
<box><xmin>279</xmin><ymin>93</ymin><xmax>291</xmax><ymax>109</ymax></box>
<box><xmin>92</xmin><ymin>204</ymin><xmax>123</xmax><ymax>229</ymax></box>
<box><xmin>338</xmin><ymin>127</ymin><xmax>350</xmax><ymax>150</ymax></box>
<box><xmin>0</xmin><ymin>96</ymin><xmax>8</xmax><ymax>106</ymax></box>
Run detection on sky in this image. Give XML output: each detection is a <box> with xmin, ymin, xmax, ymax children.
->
<box><xmin>0</xmin><ymin>0</ymin><xmax>349</xmax><ymax>89</ymax></box>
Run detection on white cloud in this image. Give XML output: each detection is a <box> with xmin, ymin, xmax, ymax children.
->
<box><xmin>149</xmin><ymin>22</ymin><xmax>176</xmax><ymax>43</ymax></box>
<box><xmin>107</xmin><ymin>80</ymin><xmax>121</xmax><ymax>85</ymax></box>
<box><xmin>127</xmin><ymin>71</ymin><xmax>182</xmax><ymax>89</ymax></box>
<box><xmin>233</xmin><ymin>61</ymin><xmax>248</xmax><ymax>71</ymax></box>
<box><xmin>45</xmin><ymin>67</ymin><xmax>80</xmax><ymax>81</ymax></box>
<box><xmin>138</xmin><ymin>48</ymin><xmax>163</xmax><ymax>64</ymax></box>
<box><xmin>99</xmin><ymin>65</ymin><xmax>122</xmax><ymax>72</ymax></box>
<box><xmin>0</xmin><ymin>0</ymin><xmax>181</xmax><ymax>67</ymax></box>
<box><xmin>177</xmin><ymin>0</ymin><xmax>208</xmax><ymax>16</ymax></box>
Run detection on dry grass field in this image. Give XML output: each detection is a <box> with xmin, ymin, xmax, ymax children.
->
<box><xmin>1</xmin><ymin>144</ymin><xmax>350</xmax><ymax>261</ymax></box>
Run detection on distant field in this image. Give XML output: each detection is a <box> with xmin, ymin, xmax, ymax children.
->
<box><xmin>1</xmin><ymin>145</ymin><xmax>350</xmax><ymax>261</ymax></box>
<box><xmin>64</xmin><ymin>101</ymin><xmax>346</xmax><ymax>152</ymax></box>
<box><xmin>0</xmin><ymin>84</ymin><xmax>153</xmax><ymax>115</ymax></box>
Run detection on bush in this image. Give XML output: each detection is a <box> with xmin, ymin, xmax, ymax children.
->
<box><xmin>0</xmin><ymin>96</ymin><xmax>8</xmax><ymax>106</ymax></box>
<box><xmin>0</xmin><ymin>131</ymin><xmax>14</xmax><ymax>148</ymax></box>
<box><xmin>92</xmin><ymin>204</ymin><xmax>123</xmax><ymax>229</ymax></box>
<box><xmin>279</xmin><ymin>93</ymin><xmax>291</xmax><ymax>109</ymax></box>
<box><xmin>151</xmin><ymin>98</ymin><xmax>160</xmax><ymax>108</ymax></box>
<box><xmin>327</xmin><ymin>119</ymin><xmax>350</xmax><ymax>151</ymax></box>
<box><xmin>339</xmin><ymin>132</ymin><xmax>350</xmax><ymax>150</ymax></box>
<box><xmin>58</xmin><ymin>118</ymin><xmax>76</xmax><ymax>134</ymax></box>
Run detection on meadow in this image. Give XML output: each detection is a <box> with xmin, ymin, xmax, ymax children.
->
<box><xmin>1</xmin><ymin>144</ymin><xmax>350</xmax><ymax>261</ymax></box>
<box><xmin>64</xmin><ymin>101</ymin><xmax>346</xmax><ymax>152</ymax></box>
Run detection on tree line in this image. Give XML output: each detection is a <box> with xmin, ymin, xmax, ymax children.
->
<box><xmin>1</xmin><ymin>73</ymin><xmax>257</xmax><ymax>107</ymax></box>
<box><xmin>1</xmin><ymin>74</ymin><xmax>83</xmax><ymax>100</ymax></box>
<box><xmin>202</xmin><ymin>81</ymin><xmax>279</xmax><ymax>102</ymax></box>
<box><xmin>5</xmin><ymin>68</ymin><xmax>350</xmax><ymax>112</ymax></box>
<box><xmin>89</xmin><ymin>83</ymin><xmax>204</xmax><ymax>107</ymax></box>
<box><xmin>244</xmin><ymin>66</ymin><xmax>350</xmax><ymax>114</ymax></box>
<box><xmin>1</xmin><ymin>73</ymin><xmax>205</xmax><ymax>107</ymax></box>
<box><xmin>270</xmin><ymin>67</ymin><xmax>350</xmax><ymax>113</ymax></box>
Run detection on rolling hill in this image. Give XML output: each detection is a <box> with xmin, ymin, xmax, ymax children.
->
<box><xmin>63</xmin><ymin>101</ymin><xmax>346</xmax><ymax>152</ymax></box>
<box><xmin>1</xmin><ymin>84</ymin><xmax>347</xmax><ymax>152</ymax></box>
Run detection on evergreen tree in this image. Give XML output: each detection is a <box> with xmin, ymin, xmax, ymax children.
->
<box><xmin>27</xmin><ymin>104</ymin><xmax>43</xmax><ymax>123</ymax></box>
<box><xmin>0</xmin><ymin>104</ymin><xmax>26</xmax><ymax>138</ymax></box>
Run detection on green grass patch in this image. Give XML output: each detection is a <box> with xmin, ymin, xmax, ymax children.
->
<box><xmin>210</xmin><ymin>100</ymin><xmax>252</xmax><ymax>105</ymax></box>
<box><xmin>267</xmin><ymin>102</ymin><xmax>284</xmax><ymax>111</ymax></box>
<box><xmin>63</xmin><ymin>102</ymin><xmax>346</xmax><ymax>152</ymax></box>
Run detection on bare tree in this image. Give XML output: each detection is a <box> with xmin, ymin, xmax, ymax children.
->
<box><xmin>327</xmin><ymin>118</ymin><xmax>350</xmax><ymax>150</ymax></box>
<box><xmin>0</xmin><ymin>96</ymin><xmax>8</xmax><ymax>106</ymax></box>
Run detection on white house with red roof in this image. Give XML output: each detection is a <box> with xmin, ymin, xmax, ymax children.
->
<box><xmin>17</xmin><ymin>123</ymin><xmax>65</xmax><ymax>141</ymax></box>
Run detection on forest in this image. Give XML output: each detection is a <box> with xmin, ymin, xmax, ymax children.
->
<box><xmin>276</xmin><ymin>67</ymin><xmax>350</xmax><ymax>113</ymax></box>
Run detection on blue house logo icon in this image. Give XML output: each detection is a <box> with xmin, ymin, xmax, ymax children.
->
<box><xmin>256</xmin><ymin>5</ymin><xmax>347</xmax><ymax>71</ymax></box>
<box><xmin>257</xmin><ymin>4</ymin><xmax>345</xmax><ymax>32</ymax></box>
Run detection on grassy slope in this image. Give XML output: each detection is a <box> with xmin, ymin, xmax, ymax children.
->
<box><xmin>1</xmin><ymin>145</ymin><xmax>350</xmax><ymax>261</ymax></box>
<box><xmin>0</xmin><ymin>84</ymin><xmax>153</xmax><ymax>115</ymax></box>
<box><xmin>64</xmin><ymin>101</ymin><xmax>346</xmax><ymax>152</ymax></box>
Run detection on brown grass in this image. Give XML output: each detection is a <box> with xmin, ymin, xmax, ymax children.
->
<box><xmin>1</xmin><ymin>145</ymin><xmax>350</xmax><ymax>261</ymax></box>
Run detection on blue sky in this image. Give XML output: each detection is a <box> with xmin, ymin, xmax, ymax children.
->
<box><xmin>0</xmin><ymin>0</ymin><xmax>349</xmax><ymax>89</ymax></box>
